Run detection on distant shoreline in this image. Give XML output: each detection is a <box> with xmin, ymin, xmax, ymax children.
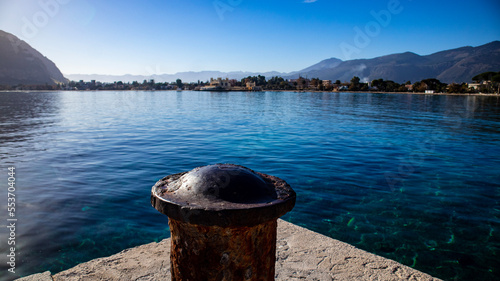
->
<box><xmin>1</xmin><ymin>89</ymin><xmax>499</xmax><ymax>97</ymax></box>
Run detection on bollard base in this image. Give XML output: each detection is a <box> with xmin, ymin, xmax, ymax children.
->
<box><xmin>169</xmin><ymin>218</ymin><xmax>277</xmax><ymax>281</ymax></box>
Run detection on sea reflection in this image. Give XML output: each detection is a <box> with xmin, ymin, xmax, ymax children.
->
<box><xmin>0</xmin><ymin>92</ymin><xmax>62</xmax><ymax>162</ymax></box>
<box><xmin>0</xmin><ymin>91</ymin><xmax>499</xmax><ymax>281</ymax></box>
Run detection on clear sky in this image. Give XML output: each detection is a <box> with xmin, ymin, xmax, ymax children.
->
<box><xmin>1</xmin><ymin>0</ymin><xmax>499</xmax><ymax>75</ymax></box>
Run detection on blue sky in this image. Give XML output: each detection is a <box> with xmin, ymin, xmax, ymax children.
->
<box><xmin>1</xmin><ymin>0</ymin><xmax>499</xmax><ymax>75</ymax></box>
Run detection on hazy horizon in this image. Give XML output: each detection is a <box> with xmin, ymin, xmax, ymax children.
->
<box><xmin>60</xmin><ymin>40</ymin><xmax>498</xmax><ymax>78</ymax></box>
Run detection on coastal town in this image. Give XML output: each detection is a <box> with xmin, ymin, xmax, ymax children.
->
<box><xmin>2</xmin><ymin>71</ymin><xmax>499</xmax><ymax>94</ymax></box>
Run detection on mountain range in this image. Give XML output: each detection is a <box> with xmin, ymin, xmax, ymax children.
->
<box><xmin>66</xmin><ymin>41</ymin><xmax>500</xmax><ymax>84</ymax></box>
<box><xmin>0</xmin><ymin>30</ymin><xmax>67</xmax><ymax>86</ymax></box>
<box><xmin>294</xmin><ymin>41</ymin><xmax>500</xmax><ymax>83</ymax></box>
<box><xmin>0</xmin><ymin>29</ymin><xmax>498</xmax><ymax>85</ymax></box>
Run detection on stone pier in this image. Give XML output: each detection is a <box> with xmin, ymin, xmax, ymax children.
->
<box><xmin>17</xmin><ymin>220</ymin><xmax>441</xmax><ymax>281</ymax></box>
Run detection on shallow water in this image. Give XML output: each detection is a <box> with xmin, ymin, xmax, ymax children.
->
<box><xmin>0</xmin><ymin>91</ymin><xmax>499</xmax><ymax>280</ymax></box>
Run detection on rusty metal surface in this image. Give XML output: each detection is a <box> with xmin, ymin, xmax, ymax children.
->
<box><xmin>169</xmin><ymin>218</ymin><xmax>277</xmax><ymax>281</ymax></box>
<box><xmin>151</xmin><ymin>164</ymin><xmax>296</xmax><ymax>227</ymax></box>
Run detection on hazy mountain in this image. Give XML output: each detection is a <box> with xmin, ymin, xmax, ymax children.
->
<box><xmin>65</xmin><ymin>59</ymin><xmax>343</xmax><ymax>83</ymax></box>
<box><xmin>285</xmin><ymin>41</ymin><xmax>500</xmax><ymax>83</ymax></box>
<box><xmin>64</xmin><ymin>41</ymin><xmax>500</xmax><ymax>84</ymax></box>
<box><xmin>65</xmin><ymin>70</ymin><xmax>287</xmax><ymax>84</ymax></box>
<box><xmin>292</xmin><ymin>57</ymin><xmax>343</xmax><ymax>75</ymax></box>
<box><xmin>0</xmin><ymin>30</ymin><xmax>67</xmax><ymax>86</ymax></box>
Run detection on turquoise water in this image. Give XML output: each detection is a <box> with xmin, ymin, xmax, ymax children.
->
<box><xmin>0</xmin><ymin>91</ymin><xmax>499</xmax><ymax>280</ymax></box>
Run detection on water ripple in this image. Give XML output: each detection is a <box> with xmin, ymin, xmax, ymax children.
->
<box><xmin>0</xmin><ymin>91</ymin><xmax>499</xmax><ymax>280</ymax></box>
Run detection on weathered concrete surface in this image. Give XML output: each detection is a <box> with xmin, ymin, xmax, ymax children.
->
<box><xmin>15</xmin><ymin>271</ymin><xmax>53</xmax><ymax>281</ymax></box>
<box><xmin>20</xmin><ymin>220</ymin><xmax>441</xmax><ymax>281</ymax></box>
<box><xmin>274</xmin><ymin>220</ymin><xmax>440</xmax><ymax>281</ymax></box>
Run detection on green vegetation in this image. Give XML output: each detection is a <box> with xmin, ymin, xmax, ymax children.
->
<box><xmin>176</xmin><ymin>79</ymin><xmax>184</xmax><ymax>89</ymax></box>
<box><xmin>266</xmin><ymin>76</ymin><xmax>294</xmax><ymax>90</ymax></box>
<box><xmin>472</xmin><ymin>71</ymin><xmax>500</xmax><ymax>83</ymax></box>
<box><xmin>242</xmin><ymin>75</ymin><xmax>266</xmax><ymax>86</ymax></box>
<box><xmin>371</xmin><ymin>79</ymin><xmax>405</xmax><ymax>92</ymax></box>
<box><xmin>2</xmin><ymin>71</ymin><xmax>498</xmax><ymax>94</ymax></box>
<box><xmin>471</xmin><ymin>71</ymin><xmax>500</xmax><ymax>93</ymax></box>
<box><xmin>412</xmin><ymin>79</ymin><xmax>447</xmax><ymax>93</ymax></box>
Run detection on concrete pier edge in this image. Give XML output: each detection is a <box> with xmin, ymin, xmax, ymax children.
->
<box><xmin>16</xmin><ymin>220</ymin><xmax>441</xmax><ymax>281</ymax></box>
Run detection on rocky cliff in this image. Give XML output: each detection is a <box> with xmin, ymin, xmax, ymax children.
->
<box><xmin>0</xmin><ymin>30</ymin><xmax>67</xmax><ymax>86</ymax></box>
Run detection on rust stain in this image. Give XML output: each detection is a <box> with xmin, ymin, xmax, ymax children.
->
<box><xmin>169</xmin><ymin>218</ymin><xmax>277</xmax><ymax>281</ymax></box>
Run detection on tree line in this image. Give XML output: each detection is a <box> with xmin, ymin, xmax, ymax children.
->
<box><xmin>237</xmin><ymin>71</ymin><xmax>499</xmax><ymax>94</ymax></box>
<box><xmin>1</xmin><ymin>71</ymin><xmax>498</xmax><ymax>93</ymax></box>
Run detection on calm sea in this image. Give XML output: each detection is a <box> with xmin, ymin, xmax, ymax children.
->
<box><xmin>0</xmin><ymin>91</ymin><xmax>499</xmax><ymax>280</ymax></box>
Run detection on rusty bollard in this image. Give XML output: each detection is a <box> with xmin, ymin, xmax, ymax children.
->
<box><xmin>151</xmin><ymin>164</ymin><xmax>296</xmax><ymax>281</ymax></box>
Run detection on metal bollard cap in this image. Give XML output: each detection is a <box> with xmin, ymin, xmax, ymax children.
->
<box><xmin>151</xmin><ymin>164</ymin><xmax>296</xmax><ymax>227</ymax></box>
